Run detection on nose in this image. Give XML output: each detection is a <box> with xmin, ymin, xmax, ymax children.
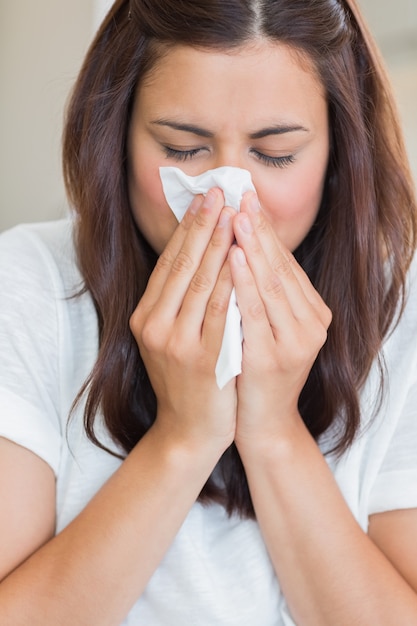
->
<box><xmin>211</xmin><ymin>147</ymin><xmax>247</xmax><ymax>172</ymax></box>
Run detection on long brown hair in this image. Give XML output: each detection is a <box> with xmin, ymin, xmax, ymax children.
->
<box><xmin>63</xmin><ymin>0</ymin><xmax>417</xmax><ymax>518</ymax></box>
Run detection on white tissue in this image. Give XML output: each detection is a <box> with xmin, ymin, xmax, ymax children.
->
<box><xmin>159</xmin><ymin>166</ymin><xmax>256</xmax><ymax>389</ymax></box>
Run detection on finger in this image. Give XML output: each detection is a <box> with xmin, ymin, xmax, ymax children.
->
<box><xmin>200</xmin><ymin>257</ymin><xmax>235</xmax><ymax>354</ymax></box>
<box><xmin>240</xmin><ymin>191</ymin><xmax>328</xmax><ymax>315</ymax></box>
<box><xmin>149</xmin><ymin>188</ymin><xmax>226</xmax><ymax>322</ymax></box>
<box><xmin>178</xmin><ymin>207</ymin><xmax>235</xmax><ymax>328</ymax></box>
<box><xmin>235</xmin><ymin>192</ymin><xmax>325</xmax><ymax>326</ymax></box>
<box><xmin>140</xmin><ymin>194</ymin><xmax>204</xmax><ymax>306</ymax></box>
<box><xmin>233</xmin><ymin>211</ymin><xmax>297</xmax><ymax>331</ymax></box>
<box><xmin>228</xmin><ymin>245</ymin><xmax>276</xmax><ymax>347</ymax></box>
<box><xmin>283</xmin><ymin>256</ymin><xmax>332</xmax><ymax>327</ymax></box>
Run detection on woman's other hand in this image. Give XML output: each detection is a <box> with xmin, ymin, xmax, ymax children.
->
<box><xmin>230</xmin><ymin>191</ymin><xmax>332</xmax><ymax>452</ymax></box>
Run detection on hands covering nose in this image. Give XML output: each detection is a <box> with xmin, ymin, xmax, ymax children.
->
<box><xmin>129</xmin><ymin>188</ymin><xmax>332</xmax><ymax>457</ymax></box>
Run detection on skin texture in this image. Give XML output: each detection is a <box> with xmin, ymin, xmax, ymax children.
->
<box><xmin>1</xmin><ymin>40</ymin><xmax>417</xmax><ymax>626</ymax></box>
<box><xmin>127</xmin><ymin>43</ymin><xmax>329</xmax><ymax>254</ymax></box>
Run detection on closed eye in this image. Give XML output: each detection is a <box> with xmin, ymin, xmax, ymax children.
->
<box><xmin>250</xmin><ymin>150</ymin><xmax>295</xmax><ymax>168</ymax></box>
<box><xmin>162</xmin><ymin>145</ymin><xmax>295</xmax><ymax>168</ymax></box>
<box><xmin>163</xmin><ymin>146</ymin><xmax>207</xmax><ymax>161</ymax></box>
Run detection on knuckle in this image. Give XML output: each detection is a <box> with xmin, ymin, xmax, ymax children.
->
<box><xmin>272</xmin><ymin>255</ymin><xmax>292</xmax><ymax>278</ymax></box>
<box><xmin>248</xmin><ymin>300</ymin><xmax>265</xmax><ymax>321</ymax></box>
<box><xmin>190</xmin><ymin>271</ymin><xmax>212</xmax><ymax>294</ymax></box>
<box><xmin>140</xmin><ymin>319</ymin><xmax>164</xmax><ymax>351</ymax></box>
<box><xmin>155</xmin><ymin>250</ymin><xmax>174</xmax><ymax>273</ymax></box>
<box><xmin>192</xmin><ymin>209</ymin><xmax>211</xmax><ymax>231</ymax></box>
<box><xmin>208</xmin><ymin>230</ymin><xmax>224</xmax><ymax>250</ymax></box>
<box><xmin>316</xmin><ymin>323</ymin><xmax>329</xmax><ymax>348</ymax></box>
<box><xmin>323</xmin><ymin>304</ymin><xmax>333</xmax><ymax>328</ymax></box>
<box><xmin>301</xmin><ymin>322</ymin><xmax>328</xmax><ymax>356</ymax></box>
<box><xmin>129</xmin><ymin>312</ymin><xmax>138</xmax><ymax>336</ymax></box>
<box><xmin>129</xmin><ymin>303</ymin><xmax>145</xmax><ymax>334</ymax></box>
<box><xmin>218</xmin><ymin>261</ymin><xmax>232</xmax><ymax>283</ymax></box>
<box><xmin>286</xmin><ymin>249</ymin><xmax>296</xmax><ymax>264</ymax></box>
<box><xmin>256</xmin><ymin>213</ymin><xmax>269</xmax><ymax>234</ymax></box>
<box><xmin>172</xmin><ymin>250</ymin><xmax>194</xmax><ymax>274</ymax></box>
<box><xmin>207</xmin><ymin>296</ymin><xmax>229</xmax><ymax>317</ymax></box>
<box><xmin>264</xmin><ymin>275</ymin><xmax>283</xmax><ymax>298</ymax></box>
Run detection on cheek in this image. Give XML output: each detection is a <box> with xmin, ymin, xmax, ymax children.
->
<box><xmin>256</xmin><ymin>163</ymin><xmax>326</xmax><ymax>250</ymax></box>
<box><xmin>128</xmin><ymin>157</ymin><xmax>178</xmax><ymax>254</ymax></box>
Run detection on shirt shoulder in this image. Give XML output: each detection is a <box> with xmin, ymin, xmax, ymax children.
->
<box><xmin>0</xmin><ymin>219</ymin><xmax>97</xmax><ymax>474</ymax></box>
<box><xmin>0</xmin><ymin>219</ymin><xmax>82</xmax><ymax>295</ymax></box>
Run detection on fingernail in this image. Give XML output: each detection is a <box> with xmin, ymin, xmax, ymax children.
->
<box><xmin>239</xmin><ymin>214</ymin><xmax>253</xmax><ymax>234</ymax></box>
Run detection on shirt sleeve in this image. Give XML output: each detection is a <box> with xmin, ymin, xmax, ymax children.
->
<box><xmin>368</xmin><ymin>380</ymin><xmax>417</xmax><ymax>515</ymax></box>
<box><xmin>0</xmin><ymin>225</ymin><xmax>63</xmax><ymax>474</ymax></box>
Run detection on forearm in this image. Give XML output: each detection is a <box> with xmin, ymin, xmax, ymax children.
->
<box><xmin>238</xmin><ymin>418</ymin><xmax>417</xmax><ymax>626</ymax></box>
<box><xmin>0</xmin><ymin>425</ymin><xmax>221</xmax><ymax>626</ymax></box>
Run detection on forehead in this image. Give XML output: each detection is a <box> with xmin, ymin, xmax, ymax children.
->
<box><xmin>135</xmin><ymin>42</ymin><xmax>327</xmax><ymax>128</ymax></box>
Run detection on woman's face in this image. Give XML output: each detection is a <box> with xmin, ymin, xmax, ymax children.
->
<box><xmin>127</xmin><ymin>42</ymin><xmax>329</xmax><ymax>254</ymax></box>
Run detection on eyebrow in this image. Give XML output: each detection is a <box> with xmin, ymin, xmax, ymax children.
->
<box><xmin>249</xmin><ymin>124</ymin><xmax>308</xmax><ymax>139</ymax></box>
<box><xmin>151</xmin><ymin>119</ymin><xmax>308</xmax><ymax>139</ymax></box>
<box><xmin>151</xmin><ymin>119</ymin><xmax>214</xmax><ymax>138</ymax></box>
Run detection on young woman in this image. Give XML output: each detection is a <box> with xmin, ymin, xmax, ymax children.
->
<box><xmin>1</xmin><ymin>0</ymin><xmax>417</xmax><ymax>624</ymax></box>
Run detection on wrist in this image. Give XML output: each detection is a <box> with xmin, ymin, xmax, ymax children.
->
<box><xmin>148</xmin><ymin>414</ymin><xmax>231</xmax><ymax>468</ymax></box>
<box><xmin>235</xmin><ymin>412</ymin><xmax>311</xmax><ymax>465</ymax></box>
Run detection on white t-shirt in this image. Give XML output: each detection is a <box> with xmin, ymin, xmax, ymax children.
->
<box><xmin>1</xmin><ymin>219</ymin><xmax>417</xmax><ymax>625</ymax></box>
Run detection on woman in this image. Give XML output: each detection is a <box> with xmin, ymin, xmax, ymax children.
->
<box><xmin>1</xmin><ymin>0</ymin><xmax>417</xmax><ymax>623</ymax></box>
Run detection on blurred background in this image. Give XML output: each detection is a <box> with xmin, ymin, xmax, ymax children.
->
<box><xmin>0</xmin><ymin>0</ymin><xmax>416</xmax><ymax>231</ymax></box>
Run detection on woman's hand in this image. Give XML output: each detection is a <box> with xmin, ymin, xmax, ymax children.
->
<box><xmin>229</xmin><ymin>191</ymin><xmax>332</xmax><ymax>451</ymax></box>
<box><xmin>130</xmin><ymin>189</ymin><xmax>237</xmax><ymax>454</ymax></box>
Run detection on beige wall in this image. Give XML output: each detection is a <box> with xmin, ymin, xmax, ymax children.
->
<box><xmin>1</xmin><ymin>1</ymin><xmax>416</xmax><ymax>232</ymax></box>
<box><xmin>0</xmin><ymin>1</ymin><xmax>93</xmax><ymax>231</ymax></box>
<box><xmin>360</xmin><ymin>0</ymin><xmax>417</xmax><ymax>183</ymax></box>
<box><xmin>360</xmin><ymin>0</ymin><xmax>417</xmax><ymax>44</ymax></box>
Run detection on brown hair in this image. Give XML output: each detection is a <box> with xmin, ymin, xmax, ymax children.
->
<box><xmin>63</xmin><ymin>0</ymin><xmax>417</xmax><ymax>518</ymax></box>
